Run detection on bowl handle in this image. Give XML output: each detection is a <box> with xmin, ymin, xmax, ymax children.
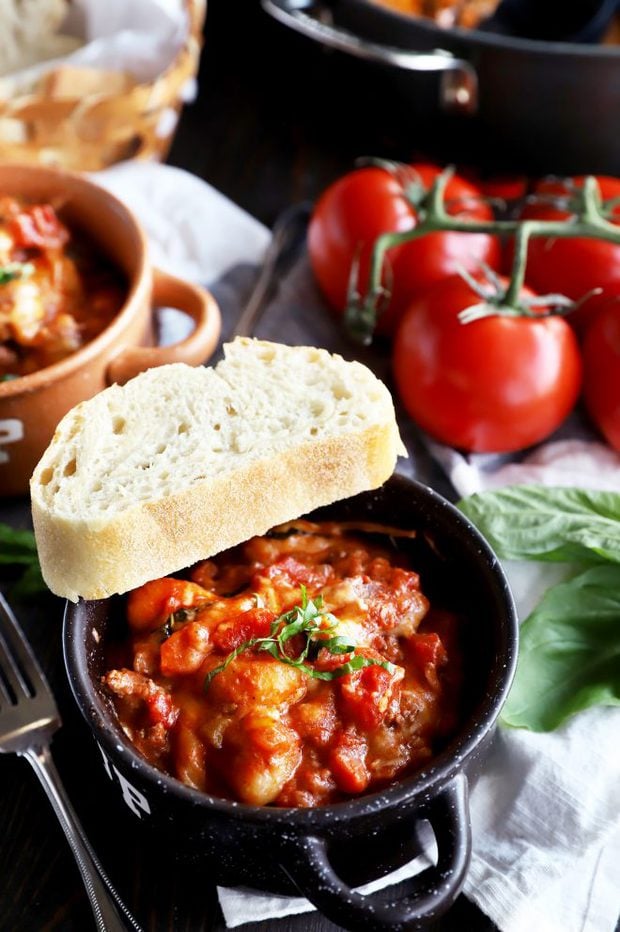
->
<box><xmin>106</xmin><ymin>268</ymin><xmax>222</xmax><ymax>386</ymax></box>
<box><xmin>282</xmin><ymin>774</ymin><xmax>471</xmax><ymax>931</ymax></box>
<box><xmin>261</xmin><ymin>0</ymin><xmax>478</xmax><ymax>114</ymax></box>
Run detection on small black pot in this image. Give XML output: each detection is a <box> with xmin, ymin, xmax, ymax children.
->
<box><xmin>63</xmin><ymin>475</ymin><xmax>517</xmax><ymax>931</ymax></box>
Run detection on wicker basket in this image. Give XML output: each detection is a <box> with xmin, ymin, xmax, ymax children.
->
<box><xmin>0</xmin><ymin>0</ymin><xmax>206</xmax><ymax>171</ymax></box>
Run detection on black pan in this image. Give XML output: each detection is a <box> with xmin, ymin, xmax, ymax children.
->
<box><xmin>63</xmin><ymin>476</ymin><xmax>517</xmax><ymax>931</ymax></box>
<box><xmin>262</xmin><ymin>0</ymin><xmax>620</xmax><ymax>176</ymax></box>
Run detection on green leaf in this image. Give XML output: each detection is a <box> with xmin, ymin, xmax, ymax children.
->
<box><xmin>10</xmin><ymin>561</ymin><xmax>45</xmax><ymax>599</ymax></box>
<box><xmin>271</xmin><ymin>653</ymin><xmax>395</xmax><ymax>681</ymax></box>
<box><xmin>501</xmin><ymin>564</ymin><xmax>620</xmax><ymax>732</ymax></box>
<box><xmin>203</xmin><ymin>586</ymin><xmax>394</xmax><ymax>690</ymax></box>
<box><xmin>0</xmin><ymin>262</ymin><xmax>32</xmax><ymax>285</ymax></box>
<box><xmin>0</xmin><ymin>523</ymin><xmax>46</xmax><ymax>599</ymax></box>
<box><xmin>276</xmin><ymin>615</ymin><xmax>308</xmax><ymax>643</ymax></box>
<box><xmin>333</xmin><ymin>655</ymin><xmax>396</xmax><ymax>677</ymax></box>
<box><xmin>258</xmin><ymin>641</ymin><xmax>280</xmax><ymax>658</ymax></box>
<box><xmin>458</xmin><ymin>485</ymin><xmax>620</xmax><ymax>564</ymax></box>
<box><xmin>204</xmin><ymin>637</ymin><xmax>264</xmax><ymax>689</ymax></box>
<box><xmin>319</xmin><ymin>636</ymin><xmax>355</xmax><ymax>655</ymax></box>
<box><xmin>0</xmin><ymin>523</ymin><xmax>38</xmax><ymax>554</ymax></box>
<box><xmin>0</xmin><ymin>553</ymin><xmax>36</xmax><ymax>565</ymax></box>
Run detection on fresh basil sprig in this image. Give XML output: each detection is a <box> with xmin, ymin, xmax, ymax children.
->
<box><xmin>457</xmin><ymin>485</ymin><xmax>620</xmax><ymax>732</ymax></box>
<box><xmin>0</xmin><ymin>522</ymin><xmax>45</xmax><ymax>598</ymax></box>
<box><xmin>458</xmin><ymin>485</ymin><xmax>620</xmax><ymax>564</ymax></box>
<box><xmin>500</xmin><ymin>564</ymin><xmax>620</xmax><ymax>731</ymax></box>
<box><xmin>204</xmin><ymin>586</ymin><xmax>395</xmax><ymax>690</ymax></box>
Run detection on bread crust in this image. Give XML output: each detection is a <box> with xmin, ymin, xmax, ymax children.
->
<box><xmin>31</xmin><ymin>340</ymin><xmax>405</xmax><ymax>601</ymax></box>
<box><xmin>32</xmin><ymin>422</ymin><xmax>400</xmax><ymax>601</ymax></box>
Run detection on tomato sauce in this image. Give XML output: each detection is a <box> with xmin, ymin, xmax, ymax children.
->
<box><xmin>103</xmin><ymin>521</ymin><xmax>464</xmax><ymax>807</ymax></box>
<box><xmin>0</xmin><ymin>196</ymin><xmax>126</xmax><ymax>378</ymax></box>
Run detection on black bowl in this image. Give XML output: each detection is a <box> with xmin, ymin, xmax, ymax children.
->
<box><xmin>63</xmin><ymin>475</ymin><xmax>517</xmax><ymax>931</ymax></box>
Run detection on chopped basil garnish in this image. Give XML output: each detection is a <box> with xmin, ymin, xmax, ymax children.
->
<box><xmin>204</xmin><ymin>586</ymin><xmax>395</xmax><ymax>690</ymax></box>
<box><xmin>265</xmin><ymin>526</ymin><xmax>308</xmax><ymax>540</ymax></box>
<box><xmin>161</xmin><ymin>608</ymin><xmax>194</xmax><ymax>640</ymax></box>
<box><xmin>0</xmin><ymin>262</ymin><xmax>34</xmax><ymax>285</ymax></box>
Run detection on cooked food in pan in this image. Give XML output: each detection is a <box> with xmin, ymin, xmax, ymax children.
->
<box><xmin>103</xmin><ymin>519</ymin><xmax>463</xmax><ymax>806</ymax></box>
<box><xmin>34</xmin><ymin>340</ymin><xmax>464</xmax><ymax>807</ymax></box>
<box><xmin>370</xmin><ymin>0</ymin><xmax>501</xmax><ymax>29</ymax></box>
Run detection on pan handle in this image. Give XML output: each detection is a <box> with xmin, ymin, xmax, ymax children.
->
<box><xmin>281</xmin><ymin>774</ymin><xmax>472</xmax><ymax>931</ymax></box>
<box><xmin>261</xmin><ymin>0</ymin><xmax>478</xmax><ymax>114</ymax></box>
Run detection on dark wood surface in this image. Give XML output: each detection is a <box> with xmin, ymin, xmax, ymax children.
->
<box><xmin>0</xmin><ymin>2</ymin><xmax>538</xmax><ymax>930</ymax></box>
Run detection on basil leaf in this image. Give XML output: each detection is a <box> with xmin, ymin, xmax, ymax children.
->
<box><xmin>458</xmin><ymin>485</ymin><xmax>620</xmax><ymax>564</ymax></box>
<box><xmin>204</xmin><ymin>637</ymin><xmax>262</xmax><ymax>688</ymax></box>
<box><xmin>320</xmin><ymin>636</ymin><xmax>355</xmax><ymax>655</ymax></box>
<box><xmin>501</xmin><ymin>564</ymin><xmax>620</xmax><ymax>732</ymax></box>
<box><xmin>275</xmin><ymin>653</ymin><xmax>395</xmax><ymax>681</ymax></box>
<box><xmin>0</xmin><ymin>523</ymin><xmax>38</xmax><ymax>554</ymax></box>
<box><xmin>203</xmin><ymin>584</ymin><xmax>397</xmax><ymax>690</ymax></box>
<box><xmin>0</xmin><ymin>523</ymin><xmax>46</xmax><ymax>598</ymax></box>
<box><xmin>0</xmin><ymin>553</ymin><xmax>35</xmax><ymax>565</ymax></box>
<box><xmin>331</xmin><ymin>655</ymin><xmax>396</xmax><ymax>677</ymax></box>
<box><xmin>276</xmin><ymin>616</ymin><xmax>308</xmax><ymax>642</ymax></box>
<box><xmin>0</xmin><ymin>262</ymin><xmax>32</xmax><ymax>285</ymax></box>
<box><xmin>257</xmin><ymin>641</ymin><xmax>280</xmax><ymax>659</ymax></box>
<box><xmin>10</xmin><ymin>561</ymin><xmax>45</xmax><ymax>598</ymax></box>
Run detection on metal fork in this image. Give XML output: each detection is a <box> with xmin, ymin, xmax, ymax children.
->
<box><xmin>0</xmin><ymin>592</ymin><xmax>142</xmax><ymax>932</ymax></box>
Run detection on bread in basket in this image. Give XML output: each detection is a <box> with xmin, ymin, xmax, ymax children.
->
<box><xmin>0</xmin><ymin>0</ymin><xmax>206</xmax><ymax>170</ymax></box>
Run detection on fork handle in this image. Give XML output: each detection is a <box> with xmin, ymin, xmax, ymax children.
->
<box><xmin>23</xmin><ymin>744</ymin><xmax>142</xmax><ymax>932</ymax></box>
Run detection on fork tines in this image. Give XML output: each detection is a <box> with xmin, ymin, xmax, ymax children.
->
<box><xmin>0</xmin><ymin>592</ymin><xmax>58</xmax><ymax>729</ymax></box>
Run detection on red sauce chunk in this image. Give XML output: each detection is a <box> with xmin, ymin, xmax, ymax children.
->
<box><xmin>0</xmin><ymin>195</ymin><xmax>126</xmax><ymax>378</ymax></box>
<box><xmin>103</xmin><ymin>520</ymin><xmax>465</xmax><ymax>807</ymax></box>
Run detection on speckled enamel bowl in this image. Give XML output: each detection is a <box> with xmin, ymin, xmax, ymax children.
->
<box><xmin>63</xmin><ymin>474</ymin><xmax>517</xmax><ymax>931</ymax></box>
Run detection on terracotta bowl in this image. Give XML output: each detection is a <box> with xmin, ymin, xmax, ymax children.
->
<box><xmin>64</xmin><ymin>475</ymin><xmax>518</xmax><ymax>930</ymax></box>
<box><xmin>0</xmin><ymin>164</ymin><xmax>221</xmax><ymax>496</ymax></box>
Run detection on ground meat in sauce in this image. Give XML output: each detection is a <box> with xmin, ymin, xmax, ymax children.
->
<box><xmin>103</xmin><ymin>520</ymin><xmax>464</xmax><ymax>807</ymax></box>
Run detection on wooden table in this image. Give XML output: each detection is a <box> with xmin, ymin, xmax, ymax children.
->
<box><xmin>0</xmin><ymin>1</ymin><xmax>514</xmax><ymax>929</ymax></box>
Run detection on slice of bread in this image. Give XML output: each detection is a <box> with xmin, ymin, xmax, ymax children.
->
<box><xmin>31</xmin><ymin>338</ymin><xmax>406</xmax><ymax>602</ymax></box>
<box><xmin>0</xmin><ymin>0</ymin><xmax>79</xmax><ymax>78</ymax></box>
<box><xmin>38</xmin><ymin>65</ymin><xmax>136</xmax><ymax>99</ymax></box>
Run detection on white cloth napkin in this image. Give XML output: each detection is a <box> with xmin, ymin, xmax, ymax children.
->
<box><xmin>95</xmin><ymin>161</ymin><xmax>620</xmax><ymax>932</ymax></box>
<box><xmin>433</xmin><ymin>439</ymin><xmax>620</xmax><ymax>932</ymax></box>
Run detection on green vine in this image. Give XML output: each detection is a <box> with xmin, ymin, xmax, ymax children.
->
<box><xmin>344</xmin><ymin>168</ymin><xmax>620</xmax><ymax>345</ymax></box>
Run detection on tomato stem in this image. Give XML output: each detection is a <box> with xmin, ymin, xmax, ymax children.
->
<box><xmin>347</xmin><ymin>167</ymin><xmax>620</xmax><ymax>343</ymax></box>
<box><xmin>504</xmin><ymin>220</ymin><xmax>532</xmax><ymax>307</ymax></box>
